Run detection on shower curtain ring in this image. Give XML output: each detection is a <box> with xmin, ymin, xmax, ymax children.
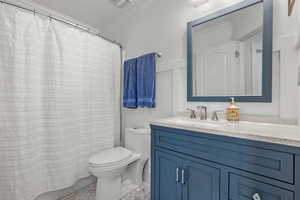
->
<box><xmin>33</xmin><ymin>9</ymin><xmax>36</xmax><ymax>16</ymax></box>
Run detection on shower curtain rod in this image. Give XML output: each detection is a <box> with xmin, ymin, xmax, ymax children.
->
<box><xmin>155</xmin><ymin>52</ymin><xmax>162</xmax><ymax>58</ymax></box>
<box><xmin>0</xmin><ymin>0</ymin><xmax>123</xmax><ymax>48</ymax></box>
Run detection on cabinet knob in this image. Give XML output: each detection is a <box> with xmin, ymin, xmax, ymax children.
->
<box><xmin>176</xmin><ymin>168</ymin><xmax>180</xmax><ymax>182</ymax></box>
<box><xmin>181</xmin><ymin>169</ymin><xmax>185</xmax><ymax>184</ymax></box>
<box><xmin>253</xmin><ymin>193</ymin><xmax>261</xmax><ymax>200</ymax></box>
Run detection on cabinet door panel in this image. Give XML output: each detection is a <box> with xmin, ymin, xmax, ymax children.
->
<box><xmin>154</xmin><ymin>151</ymin><xmax>182</xmax><ymax>200</ymax></box>
<box><xmin>183</xmin><ymin>160</ymin><xmax>220</xmax><ymax>200</ymax></box>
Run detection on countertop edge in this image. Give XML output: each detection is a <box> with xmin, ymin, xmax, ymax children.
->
<box><xmin>150</xmin><ymin>121</ymin><xmax>300</xmax><ymax>148</ymax></box>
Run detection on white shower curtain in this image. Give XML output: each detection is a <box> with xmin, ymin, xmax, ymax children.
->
<box><xmin>0</xmin><ymin>4</ymin><xmax>121</xmax><ymax>200</ymax></box>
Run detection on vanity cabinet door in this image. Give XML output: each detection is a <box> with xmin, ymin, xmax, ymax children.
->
<box><xmin>182</xmin><ymin>160</ymin><xmax>220</xmax><ymax>200</ymax></box>
<box><xmin>229</xmin><ymin>173</ymin><xmax>294</xmax><ymax>200</ymax></box>
<box><xmin>153</xmin><ymin>151</ymin><xmax>182</xmax><ymax>200</ymax></box>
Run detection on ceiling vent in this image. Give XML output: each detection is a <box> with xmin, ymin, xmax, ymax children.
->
<box><xmin>110</xmin><ymin>0</ymin><xmax>133</xmax><ymax>8</ymax></box>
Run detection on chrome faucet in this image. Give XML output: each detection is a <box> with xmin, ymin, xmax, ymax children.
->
<box><xmin>197</xmin><ymin>106</ymin><xmax>207</xmax><ymax>120</ymax></box>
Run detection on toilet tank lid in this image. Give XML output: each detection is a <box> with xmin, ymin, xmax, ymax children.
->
<box><xmin>89</xmin><ymin>147</ymin><xmax>132</xmax><ymax>165</ymax></box>
<box><xmin>125</xmin><ymin>128</ymin><xmax>150</xmax><ymax>135</ymax></box>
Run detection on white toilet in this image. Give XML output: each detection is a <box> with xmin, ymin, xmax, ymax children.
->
<box><xmin>88</xmin><ymin>128</ymin><xmax>150</xmax><ymax>200</ymax></box>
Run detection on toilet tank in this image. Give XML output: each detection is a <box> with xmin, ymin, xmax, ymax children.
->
<box><xmin>125</xmin><ymin>128</ymin><xmax>150</xmax><ymax>158</ymax></box>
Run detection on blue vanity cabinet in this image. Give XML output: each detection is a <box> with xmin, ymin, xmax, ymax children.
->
<box><xmin>182</xmin><ymin>160</ymin><xmax>220</xmax><ymax>200</ymax></box>
<box><xmin>153</xmin><ymin>151</ymin><xmax>182</xmax><ymax>200</ymax></box>
<box><xmin>153</xmin><ymin>150</ymin><xmax>220</xmax><ymax>200</ymax></box>
<box><xmin>151</xmin><ymin>125</ymin><xmax>300</xmax><ymax>200</ymax></box>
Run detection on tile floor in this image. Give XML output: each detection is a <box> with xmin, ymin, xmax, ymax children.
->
<box><xmin>60</xmin><ymin>183</ymin><xmax>150</xmax><ymax>200</ymax></box>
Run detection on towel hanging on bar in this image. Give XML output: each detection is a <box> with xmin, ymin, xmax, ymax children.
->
<box><xmin>137</xmin><ymin>53</ymin><xmax>156</xmax><ymax>108</ymax></box>
<box><xmin>123</xmin><ymin>52</ymin><xmax>158</xmax><ymax>109</ymax></box>
<box><xmin>123</xmin><ymin>58</ymin><xmax>138</xmax><ymax>108</ymax></box>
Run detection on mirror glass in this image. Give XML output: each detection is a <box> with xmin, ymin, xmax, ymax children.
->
<box><xmin>192</xmin><ymin>3</ymin><xmax>263</xmax><ymax>97</ymax></box>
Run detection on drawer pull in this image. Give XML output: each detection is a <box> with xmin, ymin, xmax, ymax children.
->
<box><xmin>176</xmin><ymin>168</ymin><xmax>179</xmax><ymax>182</ymax></box>
<box><xmin>181</xmin><ymin>169</ymin><xmax>185</xmax><ymax>184</ymax></box>
<box><xmin>253</xmin><ymin>193</ymin><xmax>261</xmax><ymax>200</ymax></box>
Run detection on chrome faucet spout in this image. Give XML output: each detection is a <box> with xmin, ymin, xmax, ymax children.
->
<box><xmin>197</xmin><ymin>106</ymin><xmax>207</xmax><ymax>120</ymax></box>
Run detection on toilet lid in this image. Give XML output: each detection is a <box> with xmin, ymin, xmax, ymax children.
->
<box><xmin>88</xmin><ymin>147</ymin><xmax>132</xmax><ymax>167</ymax></box>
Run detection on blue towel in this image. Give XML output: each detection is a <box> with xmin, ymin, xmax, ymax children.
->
<box><xmin>123</xmin><ymin>58</ymin><xmax>138</xmax><ymax>109</ymax></box>
<box><xmin>137</xmin><ymin>53</ymin><xmax>156</xmax><ymax>108</ymax></box>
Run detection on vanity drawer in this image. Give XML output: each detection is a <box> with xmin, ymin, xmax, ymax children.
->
<box><xmin>153</xmin><ymin>127</ymin><xmax>294</xmax><ymax>184</ymax></box>
<box><xmin>229</xmin><ymin>173</ymin><xmax>294</xmax><ymax>200</ymax></box>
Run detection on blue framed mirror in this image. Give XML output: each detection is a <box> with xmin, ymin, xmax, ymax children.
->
<box><xmin>187</xmin><ymin>0</ymin><xmax>273</xmax><ymax>102</ymax></box>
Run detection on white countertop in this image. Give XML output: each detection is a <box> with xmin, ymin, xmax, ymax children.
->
<box><xmin>150</xmin><ymin>117</ymin><xmax>300</xmax><ymax>147</ymax></box>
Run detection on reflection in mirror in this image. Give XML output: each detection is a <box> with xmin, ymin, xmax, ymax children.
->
<box><xmin>192</xmin><ymin>3</ymin><xmax>263</xmax><ymax>97</ymax></box>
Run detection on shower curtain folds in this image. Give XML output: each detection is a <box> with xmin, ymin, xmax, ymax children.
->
<box><xmin>0</xmin><ymin>3</ymin><xmax>121</xmax><ymax>200</ymax></box>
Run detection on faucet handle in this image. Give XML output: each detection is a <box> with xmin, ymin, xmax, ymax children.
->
<box><xmin>212</xmin><ymin>111</ymin><xmax>219</xmax><ymax>121</ymax></box>
<box><xmin>212</xmin><ymin>110</ymin><xmax>226</xmax><ymax>121</ymax></box>
<box><xmin>186</xmin><ymin>108</ymin><xmax>197</xmax><ymax>119</ymax></box>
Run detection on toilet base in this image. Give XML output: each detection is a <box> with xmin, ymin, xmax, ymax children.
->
<box><xmin>96</xmin><ymin>176</ymin><xmax>122</xmax><ymax>200</ymax></box>
<box><xmin>125</xmin><ymin>158</ymin><xmax>148</xmax><ymax>186</ymax></box>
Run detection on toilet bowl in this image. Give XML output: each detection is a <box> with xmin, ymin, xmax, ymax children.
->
<box><xmin>88</xmin><ymin>128</ymin><xmax>150</xmax><ymax>200</ymax></box>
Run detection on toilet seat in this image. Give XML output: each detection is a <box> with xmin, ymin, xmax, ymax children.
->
<box><xmin>88</xmin><ymin>147</ymin><xmax>134</xmax><ymax>168</ymax></box>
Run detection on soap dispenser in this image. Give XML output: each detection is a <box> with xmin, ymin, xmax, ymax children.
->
<box><xmin>227</xmin><ymin>97</ymin><xmax>240</xmax><ymax>121</ymax></box>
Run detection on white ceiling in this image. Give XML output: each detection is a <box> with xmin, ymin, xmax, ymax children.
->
<box><xmin>29</xmin><ymin>0</ymin><xmax>143</xmax><ymax>30</ymax></box>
